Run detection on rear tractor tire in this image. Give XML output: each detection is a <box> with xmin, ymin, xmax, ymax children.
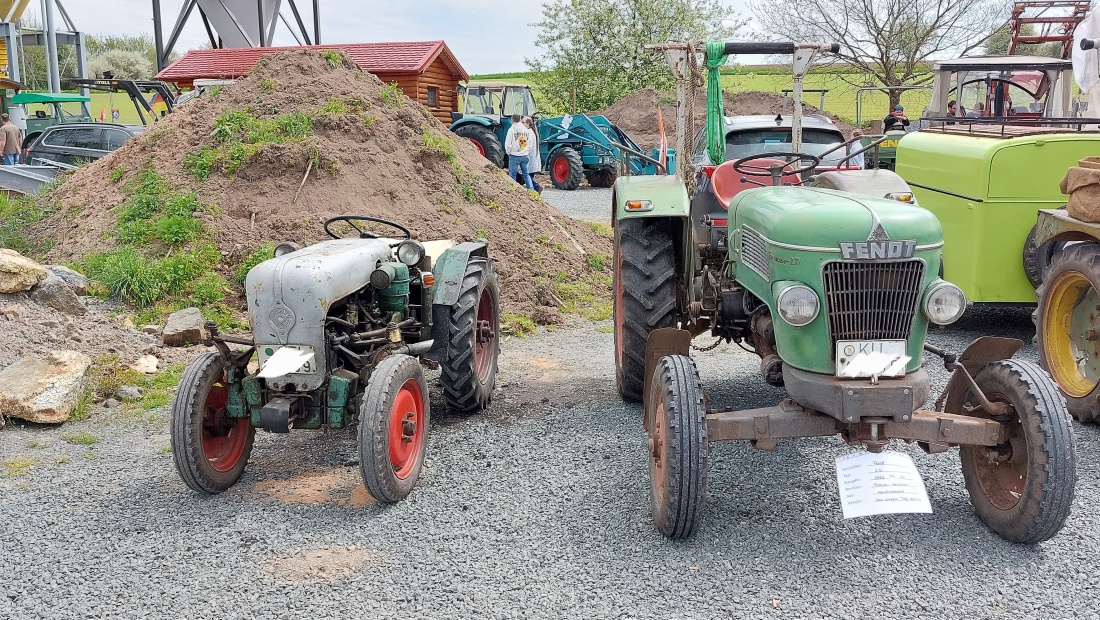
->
<box><xmin>548</xmin><ymin>147</ymin><xmax>584</xmax><ymax>190</ymax></box>
<box><xmin>358</xmin><ymin>354</ymin><xmax>430</xmax><ymax>503</ymax></box>
<box><xmin>647</xmin><ymin>355</ymin><xmax>709</xmax><ymax>539</ymax></box>
<box><xmin>454</xmin><ymin>124</ymin><xmax>505</xmax><ymax>168</ymax></box>
<box><xmin>1022</xmin><ymin>224</ymin><xmax>1069</xmax><ymax>289</ymax></box>
<box><xmin>614</xmin><ymin>218</ymin><xmax>678</xmax><ymax>402</ymax></box>
<box><xmin>1034</xmin><ymin>243</ymin><xmax>1100</xmax><ymax>423</ymax></box>
<box><xmin>440</xmin><ymin>258</ymin><xmax>500</xmax><ymax>413</ymax></box>
<box><xmin>959</xmin><ymin>359</ymin><xmax>1076</xmax><ymax>544</ymax></box>
<box><xmin>170</xmin><ymin>352</ymin><xmax>255</xmax><ymax>494</ymax></box>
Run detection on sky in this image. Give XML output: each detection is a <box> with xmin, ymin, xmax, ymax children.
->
<box><xmin>57</xmin><ymin>0</ymin><xmax>751</xmax><ymax>75</ymax></box>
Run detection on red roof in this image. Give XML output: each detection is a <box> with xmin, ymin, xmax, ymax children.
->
<box><xmin>156</xmin><ymin>40</ymin><xmax>469</xmax><ymax>84</ymax></box>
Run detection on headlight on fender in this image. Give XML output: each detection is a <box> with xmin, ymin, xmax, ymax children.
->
<box><xmin>396</xmin><ymin>240</ymin><xmax>426</xmax><ymax>266</ymax></box>
<box><xmin>776</xmin><ymin>284</ymin><xmax>819</xmax><ymax>326</ymax></box>
<box><xmin>923</xmin><ymin>281</ymin><xmax>966</xmax><ymax>325</ymax></box>
<box><xmin>884</xmin><ymin>191</ymin><xmax>915</xmax><ymax>203</ymax></box>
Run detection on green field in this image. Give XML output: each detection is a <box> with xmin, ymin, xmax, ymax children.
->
<box><xmin>469</xmin><ymin>69</ymin><xmax>934</xmax><ymax>127</ymax></box>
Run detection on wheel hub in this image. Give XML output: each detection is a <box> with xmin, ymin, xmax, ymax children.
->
<box><xmin>477</xmin><ymin>320</ymin><xmax>495</xmax><ymax>344</ymax></box>
<box><xmin>401</xmin><ymin>413</ymin><xmax>417</xmax><ymax>441</ymax></box>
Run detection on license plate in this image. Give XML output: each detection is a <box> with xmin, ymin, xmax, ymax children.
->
<box><xmin>835</xmin><ymin>340</ymin><xmax>907</xmax><ymax>378</ymax></box>
<box><xmin>257</xmin><ymin>345</ymin><xmax>317</xmax><ymax>374</ymax></box>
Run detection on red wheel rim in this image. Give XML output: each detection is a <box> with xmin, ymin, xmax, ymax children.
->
<box><xmin>474</xmin><ymin>287</ymin><xmax>497</xmax><ymax>383</ymax></box>
<box><xmin>200</xmin><ymin>378</ymin><xmax>249</xmax><ymax>473</ymax></box>
<box><xmin>388</xmin><ymin>378</ymin><xmax>425</xmax><ymax>480</ymax></box>
<box><xmin>468</xmin><ymin>138</ymin><xmax>486</xmax><ymax>157</ymax></box>
<box><xmin>650</xmin><ymin>401</ymin><xmax>666</xmax><ymax>505</ymax></box>
<box><xmin>553</xmin><ymin>156</ymin><xmax>570</xmax><ymax>183</ymax></box>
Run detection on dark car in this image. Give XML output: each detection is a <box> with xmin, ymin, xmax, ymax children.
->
<box><xmin>691</xmin><ymin>114</ymin><xmax>853</xmax><ymax>169</ymax></box>
<box><xmin>23</xmin><ymin>123</ymin><xmax>143</xmax><ymax>166</ymax></box>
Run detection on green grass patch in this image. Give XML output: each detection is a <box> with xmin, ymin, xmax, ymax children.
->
<box><xmin>317</xmin><ymin>97</ymin><xmax>348</xmax><ymax>117</ymax></box>
<box><xmin>380</xmin><ymin>82</ymin><xmax>402</xmax><ymax>108</ymax></box>
<box><xmin>422</xmin><ymin>130</ymin><xmax>457</xmax><ymax>163</ymax></box>
<box><xmin>62</xmin><ymin>431</ymin><xmax>99</xmax><ymax>446</ymax></box>
<box><xmin>0</xmin><ymin>193</ymin><xmax>52</xmax><ymax>256</ymax></box>
<box><xmin>185</xmin><ymin>109</ymin><xmax>315</xmax><ymax>180</ymax></box>
<box><xmin>363</xmin><ymin>114</ymin><xmax>377</xmax><ymax>128</ymax></box>
<box><xmin>109</xmin><ymin>167</ymin><xmax>126</xmax><ymax>183</ymax></box>
<box><xmin>2</xmin><ymin>456</ymin><xmax>35</xmax><ymax>478</ymax></box>
<box><xmin>585</xmin><ymin>221</ymin><xmax>612</xmax><ymax>237</ymax></box>
<box><xmin>553</xmin><ymin>274</ymin><xmax>612</xmax><ymax>321</ymax></box>
<box><xmin>596</xmin><ymin>325</ymin><xmax>614</xmax><ymax>334</ymax></box>
<box><xmin>586</xmin><ymin>253</ymin><xmax>609</xmax><ymax>271</ymax></box>
<box><xmin>458</xmin><ymin>183</ymin><xmax>477</xmax><ymax>203</ymax></box>
<box><xmin>235</xmin><ymin>242</ymin><xmax>275</xmax><ymax>284</ymax></box>
<box><xmin>260</xmin><ymin>78</ymin><xmax>278</xmax><ymax>92</ymax></box>
<box><xmin>322</xmin><ymin>49</ymin><xmax>346</xmax><ymax>69</ymax></box>
<box><xmin>502</xmin><ymin>312</ymin><xmax>537</xmax><ymax>336</ymax></box>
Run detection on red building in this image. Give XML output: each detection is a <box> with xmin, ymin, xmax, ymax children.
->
<box><xmin>156</xmin><ymin>41</ymin><xmax>469</xmax><ymax>123</ymax></box>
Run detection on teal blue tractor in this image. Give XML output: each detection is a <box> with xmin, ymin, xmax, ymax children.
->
<box><xmin>450</xmin><ymin>82</ymin><xmax>673</xmax><ymax>190</ymax></box>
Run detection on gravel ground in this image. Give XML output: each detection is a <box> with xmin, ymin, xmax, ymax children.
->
<box><xmin>2</xmin><ymin>302</ymin><xmax>1099</xmax><ymax>619</ymax></box>
<box><xmin>542</xmin><ymin>186</ymin><xmax>612</xmax><ymax>222</ymax></box>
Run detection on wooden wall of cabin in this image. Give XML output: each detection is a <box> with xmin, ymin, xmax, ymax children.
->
<box><xmin>375</xmin><ymin>57</ymin><xmax>461</xmax><ymax>124</ymax></box>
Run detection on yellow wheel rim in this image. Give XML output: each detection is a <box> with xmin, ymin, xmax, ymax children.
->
<box><xmin>1043</xmin><ymin>270</ymin><xmax>1100</xmax><ymax>397</ymax></box>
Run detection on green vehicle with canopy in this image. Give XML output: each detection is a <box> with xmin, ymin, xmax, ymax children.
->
<box><xmin>611</xmin><ymin>40</ymin><xmax>1076</xmax><ymax>543</ymax></box>
<box><xmin>12</xmin><ymin>91</ymin><xmax>93</xmax><ymax>135</ymax></box>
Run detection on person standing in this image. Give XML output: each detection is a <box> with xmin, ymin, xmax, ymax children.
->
<box><xmin>515</xmin><ymin>116</ymin><xmax>542</xmax><ymax>193</ymax></box>
<box><xmin>504</xmin><ymin>114</ymin><xmax>535</xmax><ymax>191</ymax></box>
<box><xmin>0</xmin><ymin>113</ymin><xmax>22</xmax><ymax>165</ymax></box>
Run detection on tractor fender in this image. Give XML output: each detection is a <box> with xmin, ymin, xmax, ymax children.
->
<box><xmin>430</xmin><ymin>242</ymin><xmax>490</xmax><ymax>306</ymax></box>
<box><xmin>612</xmin><ymin>175</ymin><xmax>690</xmax><ymax>221</ymax></box>
<box><xmin>642</xmin><ymin>328</ymin><xmax>693</xmax><ymax>423</ymax></box>
<box><xmin>938</xmin><ymin>336</ymin><xmax>1024</xmax><ymax>415</ymax></box>
<box><xmin>449</xmin><ymin>116</ymin><xmax>495</xmax><ymax>132</ymax></box>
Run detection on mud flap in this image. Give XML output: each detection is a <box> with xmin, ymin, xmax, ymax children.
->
<box><xmin>927</xmin><ymin>336</ymin><xmax>1023</xmax><ymax>453</ymax></box>
<box><xmin>643</xmin><ymin>328</ymin><xmax>693</xmax><ymax>430</ymax></box>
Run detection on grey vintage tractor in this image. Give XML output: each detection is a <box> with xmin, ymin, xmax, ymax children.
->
<box><xmin>170</xmin><ymin>216</ymin><xmax>500</xmax><ymax>503</ymax></box>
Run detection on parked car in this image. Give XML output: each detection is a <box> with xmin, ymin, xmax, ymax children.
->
<box><xmin>690</xmin><ymin>114</ymin><xmax>853</xmax><ymax>169</ymax></box>
<box><xmin>23</xmin><ymin>123</ymin><xmax>143</xmax><ymax>166</ymax></box>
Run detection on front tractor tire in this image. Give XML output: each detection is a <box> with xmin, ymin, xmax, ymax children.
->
<box><xmin>548</xmin><ymin>147</ymin><xmax>584</xmax><ymax>190</ymax></box>
<box><xmin>1035</xmin><ymin>243</ymin><xmax>1100</xmax><ymax>422</ymax></box>
<box><xmin>455</xmin><ymin>124</ymin><xmax>505</xmax><ymax>168</ymax></box>
<box><xmin>359</xmin><ymin>354</ymin><xmax>430</xmax><ymax>503</ymax></box>
<box><xmin>614</xmin><ymin>218</ymin><xmax>678</xmax><ymax>402</ymax></box>
<box><xmin>960</xmin><ymin>359</ymin><xmax>1076</xmax><ymax>544</ymax></box>
<box><xmin>647</xmin><ymin>355</ymin><xmax>709</xmax><ymax>539</ymax></box>
<box><xmin>585</xmin><ymin>168</ymin><xmax>618</xmax><ymax>188</ymax></box>
<box><xmin>441</xmin><ymin>258</ymin><xmax>500</xmax><ymax>413</ymax></box>
<box><xmin>170</xmin><ymin>352</ymin><xmax>255</xmax><ymax>494</ymax></box>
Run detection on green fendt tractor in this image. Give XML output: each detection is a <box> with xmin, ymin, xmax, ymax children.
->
<box><xmin>613</xmin><ymin>40</ymin><xmax>1076</xmax><ymax>543</ymax></box>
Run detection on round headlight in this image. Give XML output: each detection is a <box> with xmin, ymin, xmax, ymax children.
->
<box><xmin>396</xmin><ymin>240</ymin><xmax>425</xmax><ymax>266</ymax></box>
<box><xmin>273</xmin><ymin>241</ymin><xmax>301</xmax><ymax>257</ymax></box>
<box><xmin>923</xmin><ymin>282</ymin><xmax>966</xmax><ymax>325</ymax></box>
<box><xmin>776</xmin><ymin>284</ymin><xmax>819</xmax><ymax>326</ymax></box>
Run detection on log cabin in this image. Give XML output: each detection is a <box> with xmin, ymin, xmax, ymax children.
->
<box><xmin>155</xmin><ymin>41</ymin><xmax>469</xmax><ymax>123</ymax></box>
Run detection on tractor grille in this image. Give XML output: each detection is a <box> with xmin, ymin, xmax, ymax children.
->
<box><xmin>740</xmin><ymin>226</ymin><xmax>769</xmax><ymax>278</ymax></box>
<box><xmin>821</xmin><ymin>260</ymin><xmax>925</xmax><ymax>346</ymax></box>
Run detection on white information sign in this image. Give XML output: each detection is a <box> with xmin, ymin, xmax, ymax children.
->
<box><xmin>835</xmin><ymin>451</ymin><xmax>932</xmax><ymax>519</ymax></box>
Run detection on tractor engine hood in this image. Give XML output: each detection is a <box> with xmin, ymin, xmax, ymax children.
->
<box><xmin>729</xmin><ymin>186</ymin><xmax>943</xmax><ymax>252</ymax></box>
<box><xmin>245</xmin><ymin>238</ymin><xmax>395</xmax><ymax>391</ymax></box>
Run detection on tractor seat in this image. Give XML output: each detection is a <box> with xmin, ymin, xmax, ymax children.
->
<box><xmin>710</xmin><ymin>159</ymin><xmax>802</xmax><ymax>209</ymax></box>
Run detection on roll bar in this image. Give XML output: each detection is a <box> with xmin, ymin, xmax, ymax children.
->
<box><xmin>721</xmin><ymin>42</ymin><xmax>840</xmax><ymax>55</ymax></box>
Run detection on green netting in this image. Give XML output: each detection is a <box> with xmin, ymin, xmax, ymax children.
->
<box><xmin>705</xmin><ymin>42</ymin><xmax>729</xmax><ymax>165</ymax></box>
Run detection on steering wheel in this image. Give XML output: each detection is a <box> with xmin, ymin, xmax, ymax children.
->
<box><xmin>323</xmin><ymin>216</ymin><xmax>411</xmax><ymax>240</ymax></box>
<box><xmin>732</xmin><ymin>152</ymin><xmax>821</xmax><ymax>186</ymax></box>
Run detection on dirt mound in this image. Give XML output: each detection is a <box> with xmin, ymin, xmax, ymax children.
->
<box><xmin>598</xmin><ymin>88</ymin><xmax>853</xmax><ymax>150</ymax></box>
<box><xmin>38</xmin><ymin>50</ymin><xmax>609</xmax><ymax>318</ymax></box>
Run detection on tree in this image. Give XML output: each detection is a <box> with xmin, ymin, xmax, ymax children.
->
<box><xmin>88</xmin><ymin>50</ymin><xmax>153</xmax><ymax>80</ymax></box>
<box><xmin>526</xmin><ymin>0</ymin><xmax>744</xmax><ymax>114</ymax></box>
<box><xmin>752</xmin><ymin>0</ymin><xmax>1010</xmax><ymax>107</ymax></box>
<box><xmin>985</xmin><ymin>23</ymin><xmax>1063</xmax><ymax>57</ymax></box>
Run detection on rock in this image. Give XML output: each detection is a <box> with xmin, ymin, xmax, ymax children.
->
<box><xmin>122</xmin><ymin>316</ymin><xmax>136</xmax><ymax>330</ymax></box>
<box><xmin>116</xmin><ymin>385</ymin><xmax>143</xmax><ymax>400</ymax></box>
<box><xmin>0</xmin><ymin>248</ymin><xmax>48</xmax><ymax>294</ymax></box>
<box><xmin>29</xmin><ymin>273</ymin><xmax>87</xmax><ymax>316</ymax></box>
<box><xmin>162</xmin><ymin>307</ymin><xmax>208</xmax><ymax>347</ymax></box>
<box><xmin>45</xmin><ymin>265</ymin><xmax>90</xmax><ymax>296</ymax></box>
<box><xmin>141</xmin><ymin>324</ymin><xmax>162</xmax><ymax>336</ymax></box>
<box><xmin>532</xmin><ymin>307</ymin><xmax>563</xmax><ymax>326</ymax></box>
<box><xmin>0</xmin><ymin>350</ymin><xmax>92</xmax><ymax>424</ymax></box>
<box><xmin>103</xmin><ymin>398</ymin><xmax>120</xmax><ymax>409</ymax></box>
<box><xmin>130</xmin><ymin>355</ymin><xmax>159</xmax><ymax>374</ymax></box>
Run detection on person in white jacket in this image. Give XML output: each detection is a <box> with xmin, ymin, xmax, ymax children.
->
<box><xmin>513</xmin><ymin>116</ymin><xmax>542</xmax><ymax>193</ymax></box>
<box><xmin>504</xmin><ymin>114</ymin><xmax>536</xmax><ymax>191</ymax></box>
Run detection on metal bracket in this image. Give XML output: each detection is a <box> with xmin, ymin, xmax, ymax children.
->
<box><xmin>642</xmin><ymin>328</ymin><xmax>693</xmax><ymax>428</ymax></box>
